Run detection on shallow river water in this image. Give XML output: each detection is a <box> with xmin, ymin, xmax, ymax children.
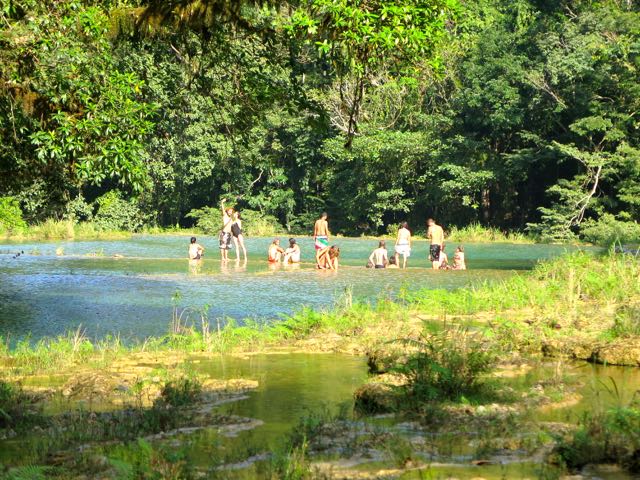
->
<box><xmin>0</xmin><ymin>235</ymin><xmax>589</xmax><ymax>341</ymax></box>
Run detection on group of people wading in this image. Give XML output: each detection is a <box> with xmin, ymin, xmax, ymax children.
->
<box><xmin>188</xmin><ymin>200</ymin><xmax>466</xmax><ymax>271</ymax></box>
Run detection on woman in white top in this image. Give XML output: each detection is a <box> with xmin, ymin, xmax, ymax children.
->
<box><xmin>394</xmin><ymin>222</ymin><xmax>411</xmax><ymax>269</ymax></box>
<box><xmin>283</xmin><ymin>238</ymin><xmax>301</xmax><ymax>264</ymax></box>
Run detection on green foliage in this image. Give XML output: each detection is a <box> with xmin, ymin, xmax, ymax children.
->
<box><xmin>187</xmin><ymin>206</ymin><xmax>283</xmax><ymax>236</ymax></box>
<box><xmin>555</xmin><ymin>405</ymin><xmax>640</xmax><ymax>472</ymax></box>
<box><xmin>447</xmin><ymin>223</ymin><xmax>532</xmax><ymax>243</ymax></box>
<box><xmin>2</xmin><ymin>0</ymin><xmax>640</xmax><ymax>236</ymax></box>
<box><xmin>580</xmin><ymin>214</ymin><xmax>640</xmax><ymax>247</ymax></box>
<box><xmin>185</xmin><ymin>206</ymin><xmax>219</xmax><ymax>233</ymax></box>
<box><xmin>158</xmin><ymin>377</ymin><xmax>202</xmax><ymax>407</ymax></box>
<box><xmin>608</xmin><ymin>305</ymin><xmax>640</xmax><ymax>339</ymax></box>
<box><xmin>391</xmin><ymin>327</ymin><xmax>497</xmax><ymax>404</ymax></box>
<box><xmin>0</xmin><ymin>196</ymin><xmax>27</xmax><ymax>233</ymax></box>
<box><xmin>94</xmin><ymin>191</ymin><xmax>144</xmax><ymax>231</ymax></box>
<box><xmin>0</xmin><ymin>381</ymin><xmax>43</xmax><ymax>431</ymax></box>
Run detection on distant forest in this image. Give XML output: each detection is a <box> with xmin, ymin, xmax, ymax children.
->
<box><xmin>1</xmin><ymin>0</ymin><xmax>639</xmax><ymax>240</ymax></box>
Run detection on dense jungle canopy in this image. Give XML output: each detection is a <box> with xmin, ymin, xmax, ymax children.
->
<box><xmin>1</xmin><ymin>0</ymin><xmax>639</xmax><ymax>239</ymax></box>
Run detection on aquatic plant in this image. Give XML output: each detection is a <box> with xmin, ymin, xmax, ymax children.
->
<box><xmin>158</xmin><ymin>377</ymin><xmax>202</xmax><ymax>407</ymax></box>
<box><xmin>0</xmin><ymin>381</ymin><xmax>44</xmax><ymax>431</ymax></box>
<box><xmin>391</xmin><ymin>326</ymin><xmax>497</xmax><ymax>405</ymax></box>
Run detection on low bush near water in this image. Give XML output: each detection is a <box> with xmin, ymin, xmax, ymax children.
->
<box><xmin>391</xmin><ymin>327</ymin><xmax>497</xmax><ymax>406</ymax></box>
<box><xmin>555</xmin><ymin>406</ymin><xmax>640</xmax><ymax>472</ymax></box>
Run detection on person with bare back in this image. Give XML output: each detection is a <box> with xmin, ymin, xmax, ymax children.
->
<box><xmin>426</xmin><ymin>218</ymin><xmax>444</xmax><ymax>270</ymax></box>
<box><xmin>219</xmin><ymin>198</ymin><xmax>234</xmax><ymax>262</ymax></box>
<box><xmin>314</xmin><ymin>212</ymin><xmax>330</xmax><ymax>267</ymax></box>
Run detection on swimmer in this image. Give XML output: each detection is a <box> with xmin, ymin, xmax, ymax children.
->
<box><xmin>368</xmin><ymin>240</ymin><xmax>389</xmax><ymax>269</ymax></box>
<box><xmin>394</xmin><ymin>222</ymin><xmax>411</xmax><ymax>268</ymax></box>
<box><xmin>219</xmin><ymin>198</ymin><xmax>234</xmax><ymax>262</ymax></box>
<box><xmin>314</xmin><ymin>212</ymin><xmax>330</xmax><ymax>267</ymax></box>
<box><xmin>283</xmin><ymin>238</ymin><xmax>301</xmax><ymax>264</ymax></box>
<box><xmin>188</xmin><ymin>237</ymin><xmax>204</xmax><ymax>260</ymax></box>
<box><xmin>231</xmin><ymin>212</ymin><xmax>247</xmax><ymax>261</ymax></box>
<box><xmin>438</xmin><ymin>244</ymin><xmax>450</xmax><ymax>270</ymax></box>
<box><xmin>268</xmin><ymin>239</ymin><xmax>285</xmax><ymax>263</ymax></box>
<box><xmin>427</xmin><ymin>218</ymin><xmax>444</xmax><ymax>270</ymax></box>
<box><xmin>453</xmin><ymin>245</ymin><xmax>466</xmax><ymax>270</ymax></box>
<box><xmin>318</xmin><ymin>245</ymin><xmax>340</xmax><ymax>270</ymax></box>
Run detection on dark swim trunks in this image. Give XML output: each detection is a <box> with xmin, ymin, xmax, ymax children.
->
<box><xmin>430</xmin><ymin>244</ymin><xmax>441</xmax><ymax>261</ymax></box>
<box><xmin>375</xmin><ymin>264</ymin><xmax>385</xmax><ymax>269</ymax></box>
<box><xmin>219</xmin><ymin>231</ymin><xmax>232</xmax><ymax>250</ymax></box>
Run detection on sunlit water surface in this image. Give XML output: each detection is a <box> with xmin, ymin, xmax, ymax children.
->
<box><xmin>0</xmin><ymin>235</ymin><xmax>592</xmax><ymax>341</ymax></box>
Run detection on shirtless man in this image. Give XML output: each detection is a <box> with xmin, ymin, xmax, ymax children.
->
<box><xmin>394</xmin><ymin>222</ymin><xmax>411</xmax><ymax>269</ymax></box>
<box><xmin>188</xmin><ymin>237</ymin><xmax>204</xmax><ymax>260</ymax></box>
<box><xmin>368</xmin><ymin>241</ymin><xmax>389</xmax><ymax>269</ymax></box>
<box><xmin>268</xmin><ymin>239</ymin><xmax>285</xmax><ymax>263</ymax></box>
<box><xmin>220</xmin><ymin>198</ymin><xmax>234</xmax><ymax>261</ymax></box>
<box><xmin>314</xmin><ymin>212</ymin><xmax>330</xmax><ymax>267</ymax></box>
<box><xmin>426</xmin><ymin>218</ymin><xmax>444</xmax><ymax>270</ymax></box>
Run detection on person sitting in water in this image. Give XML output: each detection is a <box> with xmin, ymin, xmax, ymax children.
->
<box><xmin>268</xmin><ymin>239</ymin><xmax>285</xmax><ymax>263</ymax></box>
<box><xmin>453</xmin><ymin>245</ymin><xmax>466</xmax><ymax>270</ymax></box>
<box><xmin>387</xmin><ymin>253</ymin><xmax>400</xmax><ymax>269</ymax></box>
<box><xmin>188</xmin><ymin>237</ymin><xmax>204</xmax><ymax>260</ymax></box>
<box><xmin>283</xmin><ymin>238</ymin><xmax>301</xmax><ymax>264</ymax></box>
<box><xmin>438</xmin><ymin>244</ymin><xmax>450</xmax><ymax>270</ymax></box>
<box><xmin>368</xmin><ymin>241</ymin><xmax>389</xmax><ymax>269</ymax></box>
<box><xmin>394</xmin><ymin>222</ymin><xmax>411</xmax><ymax>269</ymax></box>
<box><xmin>318</xmin><ymin>245</ymin><xmax>340</xmax><ymax>270</ymax></box>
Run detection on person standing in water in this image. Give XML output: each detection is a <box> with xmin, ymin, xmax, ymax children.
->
<box><xmin>283</xmin><ymin>238</ymin><xmax>301</xmax><ymax>264</ymax></box>
<box><xmin>394</xmin><ymin>222</ymin><xmax>412</xmax><ymax>269</ymax></box>
<box><xmin>188</xmin><ymin>237</ymin><xmax>204</xmax><ymax>260</ymax></box>
<box><xmin>314</xmin><ymin>212</ymin><xmax>330</xmax><ymax>267</ymax></box>
<box><xmin>231</xmin><ymin>212</ymin><xmax>247</xmax><ymax>262</ymax></box>
<box><xmin>426</xmin><ymin>218</ymin><xmax>444</xmax><ymax>270</ymax></box>
<box><xmin>368</xmin><ymin>240</ymin><xmax>389</xmax><ymax>269</ymax></box>
<box><xmin>219</xmin><ymin>198</ymin><xmax>234</xmax><ymax>262</ymax></box>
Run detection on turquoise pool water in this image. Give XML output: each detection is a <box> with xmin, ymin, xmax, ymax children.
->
<box><xmin>0</xmin><ymin>235</ymin><xmax>592</xmax><ymax>341</ymax></box>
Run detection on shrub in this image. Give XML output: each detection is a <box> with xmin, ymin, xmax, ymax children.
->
<box><xmin>392</xmin><ymin>327</ymin><xmax>497</xmax><ymax>405</ymax></box>
<box><xmin>158</xmin><ymin>377</ymin><xmax>202</xmax><ymax>407</ymax></box>
<box><xmin>93</xmin><ymin>191</ymin><xmax>143</xmax><ymax>231</ymax></box>
<box><xmin>580</xmin><ymin>214</ymin><xmax>640</xmax><ymax>247</ymax></box>
<box><xmin>186</xmin><ymin>206</ymin><xmax>284</xmax><ymax>236</ymax></box>
<box><xmin>236</xmin><ymin>209</ymin><xmax>282</xmax><ymax>236</ymax></box>
<box><xmin>0</xmin><ymin>381</ymin><xmax>43</xmax><ymax>430</ymax></box>
<box><xmin>185</xmin><ymin>206</ymin><xmax>219</xmax><ymax>233</ymax></box>
<box><xmin>608</xmin><ymin>304</ymin><xmax>640</xmax><ymax>338</ymax></box>
<box><xmin>65</xmin><ymin>195</ymin><xmax>94</xmax><ymax>222</ymax></box>
<box><xmin>0</xmin><ymin>196</ymin><xmax>27</xmax><ymax>234</ymax></box>
<box><xmin>555</xmin><ymin>406</ymin><xmax>640</xmax><ymax>472</ymax></box>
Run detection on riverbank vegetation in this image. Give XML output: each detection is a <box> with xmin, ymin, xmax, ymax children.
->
<box><xmin>2</xmin><ymin>1</ymin><xmax>640</xmax><ymax>244</ymax></box>
<box><xmin>1</xmin><ymin>251</ymin><xmax>640</xmax><ymax>478</ymax></box>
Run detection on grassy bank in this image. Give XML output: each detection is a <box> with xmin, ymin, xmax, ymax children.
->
<box><xmin>446</xmin><ymin>223</ymin><xmax>535</xmax><ymax>243</ymax></box>
<box><xmin>0</xmin><ymin>220</ymin><xmax>132</xmax><ymax>241</ymax></box>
